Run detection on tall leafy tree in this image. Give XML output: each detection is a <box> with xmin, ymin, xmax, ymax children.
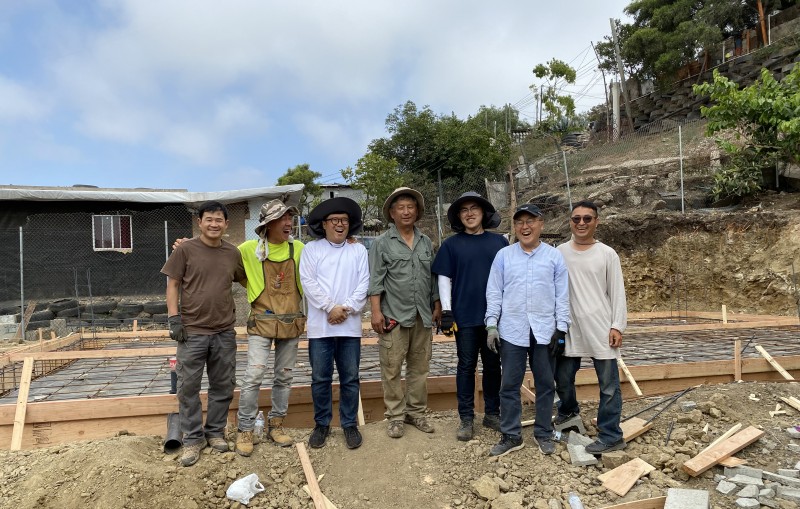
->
<box><xmin>531</xmin><ymin>59</ymin><xmax>578</xmax><ymax>131</ymax></box>
<box><xmin>340</xmin><ymin>152</ymin><xmax>406</xmax><ymax>224</ymax></box>
<box><xmin>276</xmin><ymin>163</ymin><xmax>321</xmax><ymax>216</ymax></box>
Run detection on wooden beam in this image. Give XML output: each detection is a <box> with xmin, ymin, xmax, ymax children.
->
<box><xmin>621</xmin><ymin>417</ymin><xmax>653</xmax><ymax>442</ymax></box>
<box><xmin>13</xmin><ymin>302</ymin><xmax>36</xmax><ymax>341</ymax></box>
<box><xmin>520</xmin><ymin>385</ymin><xmax>536</xmax><ymax>404</ymax></box>
<box><xmin>618</xmin><ymin>357</ymin><xmax>643</xmax><ymax>396</ymax></box>
<box><xmin>10</xmin><ymin>357</ymin><xmax>34</xmax><ymax>450</ymax></box>
<box><xmin>700</xmin><ymin>423</ymin><xmax>742</xmax><ymax>453</ymax></box>
<box><xmin>719</xmin><ymin>456</ymin><xmax>747</xmax><ymax>467</ymax></box>
<box><xmin>682</xmin><ymin>426</ymin><xmax>765</xmax><ymax>476</ymax></box>
<box><xmin>600</xmin><ymin>497</ymin><xmax>666</xmax><ymax>509</ymax></box>
<box><xmin>599</xmin><ymin>458</ymin><xmax>655</xmax><ymax>496</ymax></box>
<box><xmin>296</xmin><ymin>442</ymin><xmax>326</xmax><ymax>509</ymax></box>
<box><xmin>780</xmin><ymin>397</ymin><xmax>800</xmax><ymax>412</ymax></box>
<box><xmin>734</xmin><ymin>339</ymin><xmax>742</xmax><ymax>381</ymax></box>
<box><xmin>755</xmin><ymin>345</ymin><xmax>795</xmax><ymax>380</ymax></box>
<box><xmin>302</xmin><ymin>485</ymin><xmax>338</xmax><ymax>509</ymax></box>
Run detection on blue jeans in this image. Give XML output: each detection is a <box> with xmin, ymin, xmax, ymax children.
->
<box><xmin>555</xmin><ymin>355</ymin><xmax>623</xmax><ymax>444</ymax></box>
<box><xmin>237</xmin><ymin>335</ymin><xmax>299</xmax><ymax>431</ymax></box>
<box><xmin>499</xmin><ymin>336</ymin><xmax>555</xmax><ymax>440</ymax></box>
<box><xmin>455</xmin><ymin>326</ymin><xmax>501</xmax><ymax>420</ymax></box>
<box><xmin>308</xmin><ymin>337</ymin><xmax>361</xmax><ymax>428</ymax></box>
<box><xmin>176</xmin><ymin>330</ymin><xmax>237</xmax><ymax>445</ymax></box>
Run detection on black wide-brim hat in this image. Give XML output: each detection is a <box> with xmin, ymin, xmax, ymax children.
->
<box><xmin>446</xmin><ymin>191</ymin><xmax>501</xmax><ymax>232</ymax></box>
<box><xmin>307</xmin><ymin>197</ymin><xmax>363</xmax><ymax>239</ymax></box>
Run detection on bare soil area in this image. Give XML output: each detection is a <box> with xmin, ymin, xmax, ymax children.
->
<box><xmin>2</xmin><ymin>380</ymin><xmax>800</xmax><ymax>509</ymax></box>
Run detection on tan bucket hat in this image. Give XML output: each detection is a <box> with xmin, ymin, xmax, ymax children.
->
<box><xmin>382</xmin><ymin>187</ymin><xmax>425</xmax><ymax>223</ymax></box>
<box><xmin>254</xmin><ymin>199</ymin><xmax>299</xmax><ymax>238</ymax></box>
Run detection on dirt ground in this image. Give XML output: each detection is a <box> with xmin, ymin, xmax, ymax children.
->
<box><xmin>2</xmin><ymin>380</ymin><xmax>799</xmax><ymax>509</ymax></box>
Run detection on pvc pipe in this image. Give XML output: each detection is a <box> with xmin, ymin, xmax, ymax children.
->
<box><xmin>163</xmin><ymin>412</ymin><xmax>182</xmax><ymax>453</ymax></box>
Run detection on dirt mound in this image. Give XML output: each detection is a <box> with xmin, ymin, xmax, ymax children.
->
<box><xmin>2</xmin><ymin>381</ymin><xmax>799</xmax><ymax>509</ymax></box>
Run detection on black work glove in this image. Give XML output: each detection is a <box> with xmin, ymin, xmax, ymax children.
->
<box><xmin>168</xmin><ymin>315</ymin><xmax>187</xmax><ymax>343</ymax></box>
<box><xmin>439</xmin><ymin>310</ymin><xmax>456</xmax><ymax>337</ymax></box>
<box><xmin>548</xmin><ymin>329</ymin><xmax>566</xmax><ymax>357</ymax></box>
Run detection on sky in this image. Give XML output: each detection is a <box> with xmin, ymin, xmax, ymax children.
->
<box><xmin>0</xmin><ymin>0</ymin><xmax>631</xmax><ymax>192</ymax></box>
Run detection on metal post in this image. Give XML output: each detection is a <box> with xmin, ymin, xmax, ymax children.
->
<box><xmin>562</xmin><ymin>151</ymin><xmax>573</xmax><ymax>211</ymax></box>
<box><xmin>164</xmin><ymin>220</ymin><xmax>169</xmax><ymax>263</ymax></box>
<box><xmin>436</xmin><ymin>167</ymin><xmax>444</xmax><ymax>247</ymax></box>
<box><xmin>19</xmin><ymin>226</ymin><xmax>25</xmax><ymax>336</ymax></box>
<box><xmin>768</xmin><ymin>14</ymin><xmax>772</xmax><ymax>45</ymax></box>
<box><xmin>679</xmin><ymin>125</ymin><xmax>685</xmax><ymax>214</ymax></box>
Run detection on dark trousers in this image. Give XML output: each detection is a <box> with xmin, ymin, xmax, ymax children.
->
<box><xmin>555</xmin><ymin>355</ymin><xmax>623</xmax><ymax>444</ymax></box>
<box><xmin>309</xmin><ymin>337</ymin><xmax>361</xmax><ymax>428</ymax></box>
<box><xmin>455</xmin><ymin>326</ymin><xmax>501</xmax><ymax>420</ymax></box>
<box><xmin>176</xmin><ymin>330</ymin><xmax>237</xmax><ymax>445</ymax></box>
<box><xmin>499</xmin><ymin>335</ymin><xmax>555</xmax><ymax>440</ymax></box>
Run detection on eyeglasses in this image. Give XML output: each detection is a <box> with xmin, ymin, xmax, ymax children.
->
<box><xmin>513</xmin><ymin>218</ymin><xmax>541</xmax><ymax>227</ymax></box>
<box><xmin>324</xmin><ymin>217</ymin><xmax>349</xmax><ymax>226</ymax></box>
<box><xmin>459</xmin><ymin>206</ymin><xmax>481</xmax><ymax>215</ymax></box>
<box><xmin>570</xmin><ymin>215</ymin><xmax>596</xmax><ymax>224</ymax></box>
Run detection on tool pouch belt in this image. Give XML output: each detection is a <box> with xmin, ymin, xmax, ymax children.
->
<box><xmin>247</xmin><ymin>313</ymin><xmax>306</xmax><ymax>339</ymax></box>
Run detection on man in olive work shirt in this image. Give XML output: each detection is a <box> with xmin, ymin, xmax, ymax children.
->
<box><xmin>369</xmin><ymin>187</ymin><xmax>441</xmax><ymax>439</ymax></box>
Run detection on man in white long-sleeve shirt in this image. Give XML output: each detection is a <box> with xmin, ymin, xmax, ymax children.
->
<box><xmin>300</xmin><ymin>197</ymin><xmax>369</xmax><ymax>450</ymax></box>
<box><xmin>555</xmin><ymin>200</ymin><xmax>628</xmax><ymax>454</ymax></box>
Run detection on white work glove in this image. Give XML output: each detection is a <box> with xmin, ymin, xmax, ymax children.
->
<box><xmin>486</xmin><ymin>326</ymin><xmax>500</xmax><ymax>353</ymax></box>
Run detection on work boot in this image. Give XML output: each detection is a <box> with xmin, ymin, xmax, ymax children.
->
<box><xmin>387</xmin><ymin>420</ymin><xmax>405</xmax><ymax>438</ymax></box>
<box><xmin>308</xmin><ymin>425</ymin><xmax>330</xmax><ymax>449</ymax></box>
<box><xmin>482</xmin><ymin>413</ymin><xmax>501</xmax><ymax>432</ymax></box>
<box><xmin>456</xmin><ymin>419</ymin><xmax>474</xmax><ymax>441</ymax></box>
<box><xmin>404</xmin><ymin>415</ymin><xmax>435</xmax><ymax>433</ymax></box>
<box><xmin>235</xmin><ymin>430</ymin><xmax>254</xmax><ymax>457</ymax></box>
<box><xmin>268</xmin><ymin>417</ymin><xmax>293</xmax><ymax>447</ymax></box>
<box><xmin>180</xmin><ymin>438</ymin><xmax>207</xmax><ymax>467</ymax></box>
<box><xmin>207</xmin><ymin>436</ymin><xmax>228</xmax><ymax>452</ymax></box>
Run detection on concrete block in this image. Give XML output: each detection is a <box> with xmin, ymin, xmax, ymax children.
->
<box><xmin>567</xmin><ymin>431</ymin><xmax>594</xmax><ymax>447</ymax></box>
<box><xmin>776</xmin><ymin>485</ymin><xmax>800</xmax><ymax>503</ymax></box>
<box><xmin>680</xmin><ymin>400</ymin><xmax>697</xmax><ymax>412</ymax></box>
<box><xmin>725</xmin><ymin>466</ymin><xmax>763</xmax><ymax>479</ymax></box>
<box><xmin>664</xmin><ymin>488</ymin><xmax>709</xmax><ymax>509</ymax></box>
<box><xmin>758</xmin><ymin>496</ymin><xmax>780</xmax><ymax>508</ymax></box>
<box><xmin>736</xmin><ymin>485</ymin><xmax>759</xmax><ymax>498</ymax></box>
<box><xmin>728</xmin><ymin>475</ymin><xmax>764</xmax><ymax>487</ymax></box>
<box><xmin>788</xmin><ymin>443</ymin><xmax>800</xmax><ymax>453</ymax></box>
<box><xmin>764</xmin><ymin>471</ymin><xmax>800</xmax><ymax>488</ymax></box>
<box><xmin>0</xmin><ymin>314</ymin><xmax>16</xmax><ymax>324</ymax></box>
<box><xmin>554</xmin><ymin>414</ymin><xmax>586</xmax><ymax>434</ymax></box>
<box><xmin>734</xmin><ymin>498</ymin><xmax>759</xmax><ymax>508</ymax></box>
<box><xmin>716</xmin><ymin>480</ymin><xmax>738</xmax><ymax>495</ymax></box>
<box><xmin>777</xmin><ymin>469</ymin><xmax>799</xmax><ymax>478</ymax></box>
<box><xmin>567</xmin><ymin>443</ymin><xmax>598</xmax><ymax>467</ymax></box>
<box><xmin>760</xmin><ymin>487</ymin><xmax>775</xmax><ymax>498</ymax></box>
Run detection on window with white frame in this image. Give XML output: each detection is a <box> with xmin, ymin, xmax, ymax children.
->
<box><xmin>92</xmin><ymin>215</ymin><xmax>133</xmax><ymax>252</ymax></box>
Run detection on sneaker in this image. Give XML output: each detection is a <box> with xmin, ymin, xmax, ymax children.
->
<box><xmin>387</xmin><ymin>420</ymin><xmax>405</xmax><ymax>438</ymax></box>
<box><xmin>585</xmin><ymin>438</ymin><xmax>626</xmax><ymax>454</ymax></box>
<box><xmin>456</xmin><ymin>419</ymin><xmax>474</xmax><ymax>442</ymax></box>
<box><xmin>553</xmin><ymin>412</ymin><xmax>579</xmax><ymax>426</ymax></box>
<box><xmin>536</xmin><ymin>437</ymin><xmax>556</xmax><ymax>455</ymax></box>
<box><xmin>207</xmin><ymin>436</ymin><xmax>228</xmax><ymax>452</ymax></box>
<box><xmin>180</xmin><ymin>438</ymin><xmax>207</xmax><ymax>467</ymax></box>
<box><xmin>308</xmin><ymin>425</ymin><xmax>330</xmax><ymax>449</ymax></box>
<box><xmin>404</xmin><ymin>415</ymin><xmax>435</xmax><ymax>433</ymax></box>
<box><xmin>235</xmin><ymin>430</ymin><xmax>254</xmax><ymax>457</ymax></box>
<box><xmin>489</xmin><ymin>434</ymin><xmax>524</xmax><ymax>457</ymax></box>
<box><xmin>343</xmin><ymin>426</ymin><xmax>363</xmax><ymax>449</ymax></box>
<box><xmin>482</xmin><ymin>413</ymin><xmax>501</xmax><ymax>432</ymax></box>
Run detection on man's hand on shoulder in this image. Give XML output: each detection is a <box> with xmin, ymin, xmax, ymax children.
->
<box><xmin>172</xmin><ymin>237</ymin><xmax>191</xmax><ymax>251</ymax></box>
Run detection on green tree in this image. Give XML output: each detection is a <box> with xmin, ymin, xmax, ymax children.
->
<box><xmin>531</xmin><ymin>59</ymin><xmax>577</xmax><ymax>131</ymax></box>
<box><xmin>276</xmin><ymin>163</ymin><xmax>322</xmax><ymax>216</ymax></box>
<box><xmin>694</xmin><ymin>65</ymin><xmax>800</xmax><ymax>201</ymax></box>
<box><xmin>340</xmin><ymin>152</ymin><xmax>406</xmax><ymax>225</ymax></box>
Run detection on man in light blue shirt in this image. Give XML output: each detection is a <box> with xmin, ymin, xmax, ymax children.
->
<box><xmin>484</xmin><ymin>203</ymin><xmax>570</xmax><ymax>457</ymax></box>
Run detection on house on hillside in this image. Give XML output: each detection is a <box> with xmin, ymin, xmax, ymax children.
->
<box><xmin>0</xmin><ymin>184</ymin><xmax>303</xmax><ymax>302</ymax></box>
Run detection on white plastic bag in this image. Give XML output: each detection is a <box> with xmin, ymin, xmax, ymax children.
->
<box><xmin>226</xmin><ymin>473</ymin><xmax>265</xmax><ymax>505</ymax></box>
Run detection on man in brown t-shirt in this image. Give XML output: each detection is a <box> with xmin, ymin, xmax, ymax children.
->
<box><xmin>161</xmin><ymin>201</ymin><xmax>246</xmax><ymax>467</ymax></box>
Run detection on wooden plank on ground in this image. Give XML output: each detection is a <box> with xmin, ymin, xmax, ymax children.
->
<box><xmin>780</xmin><ymin>397</ymin><xmax>800</xmax><ymax>412</ymax></box>
<box><xmin>599</xmin><ymin>458</ymin><xmax>655</xmax><ymax>496</ymax></box>
<box><xmin>719</xmin><ymin>456</ymin><xmax>747</xmax><ymax>467</ymax></box>
<box><xmin>296</xmin><ymin>442</ymin><xmax>326</xmax><ymax>509</ymax></box>
<box><xmin>755</xmin><ymin>345</ymin><xmax>795</xmax><ymax>380</ymax></box>
<box><xmin>700</xmin><ymin>423</ymin><xmax>742</xmax><ymax>453</ymax></box>
<box><xmin>682</xmin><ymin>425</ymin><xmax>765</xmax><ymax>476</ymax></box>
<box><xmin>10</xmin><ymin>357</ymin><xmax>34</xmax><ymax>450</ymax></box>
<box><xmin>13</xmin><ymin>302</ymin><xmax>36</xmax><ymax>341</ymax></box>
<box><xmin>618</xmin><ymin>356</ymin><xmax>643</xmax><ymax>396</ymax></box>
<box><xmin>600</xmin><ymin>496</ymin><xmax>666</xmax><ymax>509</ymax></box>
<box><xmin>621</xmin><ymin>417</ymin><xmax>653</xmax><ymax>442</ymax></box>
<box><xmin>302</xmin><ymin>485</ymin><xmax>337</xmax><ymax>509</ymax></box>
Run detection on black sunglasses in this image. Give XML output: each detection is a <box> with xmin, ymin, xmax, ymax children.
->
<box><xmin>570</xmin><ymin>215</ymin><xmax>596</xmax><ymax>224</ymax></box>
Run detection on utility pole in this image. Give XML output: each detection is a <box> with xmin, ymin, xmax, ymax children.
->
<box><xmin>590</xmin><ymin>41</ymin><xmax>611</xmax><ymax>142</ymax></box>
<box><xmin>610</xmin><ymin>18</ymin><xmax>635</xmax><ymax>133</ymax></box>
<box><xmin>612</xmin><ymin>81</ymin><xmax>620</xmax><ymax>142</ymax></box>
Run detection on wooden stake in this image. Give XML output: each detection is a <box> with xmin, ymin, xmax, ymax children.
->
<box><xmin>474</xmin><ymin>372</ymin><xmax>483</xmax><ymax>414</ymax></box>
<box><xmin>356</xmin><ymin>391</ymin><xmax>365</xmax><ymax>426</ymax></box>
<box><xmin>10</xmin><ymin>357</ymin><xmax>34</xmax><ymax>450</ymax></box>
<box><xmin>734</xmin><ymin>339</ymin><xmax>742</xmax><ymax>381</ymax></box>
<box><xmin>722</xmin><ymin>305</ymin><xmax>727</xmax><ymax>324</ymax></box>
<box><xmin>520</xmin><ymin>385</ymin><xmax>536</xmax><ymax>404</ymax></box>
<box><xmin>132</xmin><ymin>319</ymin><xmax>138</xmax><ymax>332</ymax></box>
<box><xmin>14</xmin><ymin>302</ymin><xmax>36</xmax><ymax>341</ymax></box>
<box><xmin>617</xmin><ymin>356</ymin><xmax>643</xmax><ymax>396</ymax></box>
<box><xmin>755</xmin><ymin>344</ymin><xmax>795</xmax><ymax>380</ymax></box>
<box><xmin>296</xmin><ymin>442</ymin><xmax>327</xmax><ymax>509</ymax></box>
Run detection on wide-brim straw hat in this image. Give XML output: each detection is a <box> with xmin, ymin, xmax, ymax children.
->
<box><xmin>307</xmin><ymin>197</ymin><xmax>363</xmax><ymax>239</ymax></box>
<box><xmin>254</xmin><ymin>199</ymin><xmax>300</xmax><ymax>238</ymax></box>
<box><xmin>446</xmin><ymin>191</ymin><xmax>501</xmax><ymax>232</ymax></box>
<box><xmin>382</xmin><ymin>187</ymin><xmax>425</xmax><ymax>223</ymax></box>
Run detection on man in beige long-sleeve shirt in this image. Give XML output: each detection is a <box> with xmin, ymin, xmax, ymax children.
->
<box><xmin>555</xmin><ymin>200</ymin><xmax>628</xmax><ymax>454</ymax></box>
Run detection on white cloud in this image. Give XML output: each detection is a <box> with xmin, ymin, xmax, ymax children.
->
<box><xmin>0</xmin><ymin>75</ymin><xmax>49</xmax><ymax>122</ymax></box>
